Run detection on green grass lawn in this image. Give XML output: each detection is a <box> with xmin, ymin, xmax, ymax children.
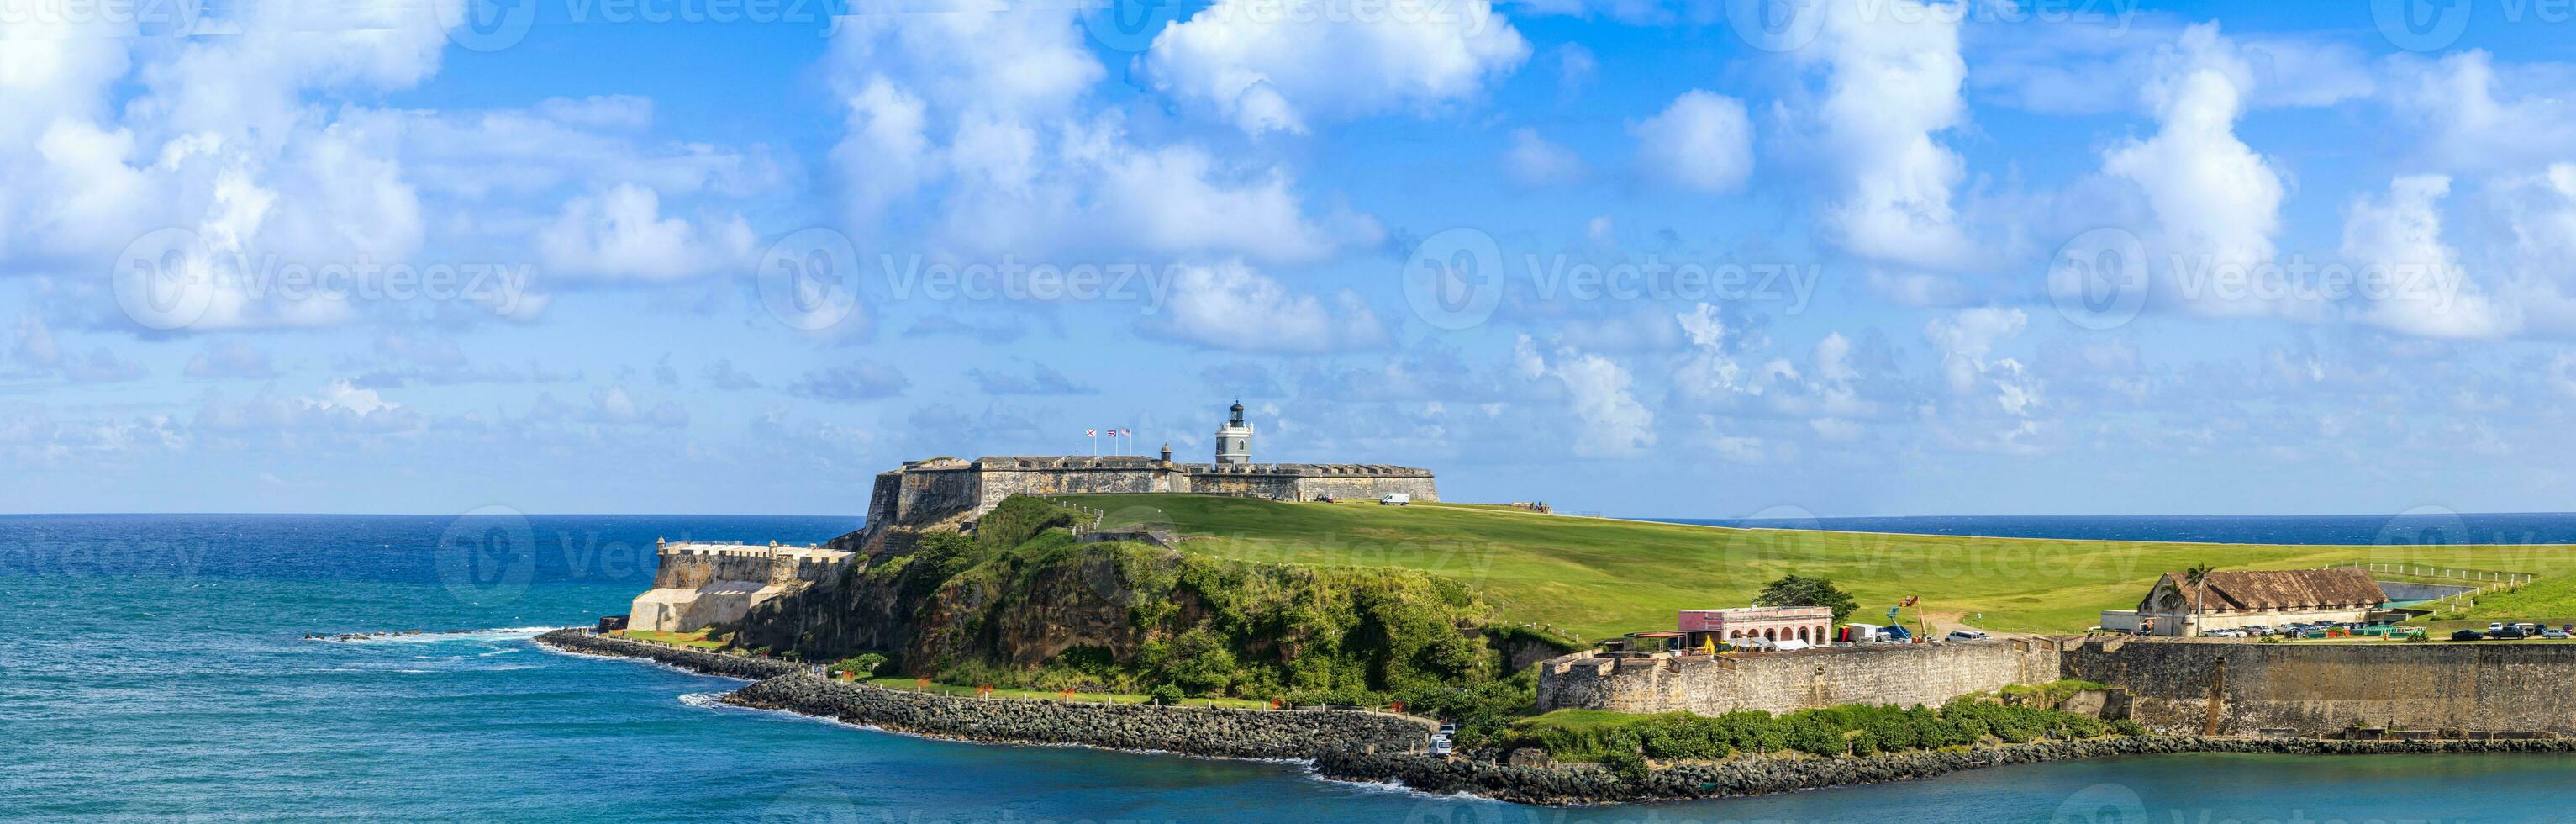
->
<box><xmin>1060</xmin><ymin>494</ymin><xmax>2576</xmax><ymax>639</ymax></box>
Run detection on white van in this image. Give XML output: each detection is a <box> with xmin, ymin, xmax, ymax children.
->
<box><xmin>1379</xmin><ymin>493</ymin><xmax>1411</xmax><ymax>505</ymax></box>
<box><xmin>1945</xmin><ymin>630</ymin><xmax>1991</xmax><ymax>642</ymax></box>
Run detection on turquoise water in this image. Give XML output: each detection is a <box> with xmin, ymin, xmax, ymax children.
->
<box><xmin>3</xmin><ymin>514</ymin><xmax>2565</xmax><ymax>821</ymax></box>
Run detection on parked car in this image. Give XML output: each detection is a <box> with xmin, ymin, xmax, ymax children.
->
<box><xmin>1945</xmin><ymin>630</ymin><xmax>1991</xmax><ymax>642</ymax></box>
<box><xmin>2489</xmin><ymin>626</ymin><xmax>2529</xmax><ymax>640</ymax></box>
<box><xmin>2452</xmin><ymin>629</ymin><xmax>2487</xmax><ymax>642</ymax></box>
<box><xmin>2542</xmin><ymin>630</ymin><xmax>2570</xmax><ymax>640</ymax></box>
<box><xmin>2516</xmin><ymin>622</ymin><xmax>2545</xmax><ymax>636</ymax></box>
<box><xmin>2490</xmin><ymin>622</ymin><xmax>2507</xmax><ymax>633</ymax></box>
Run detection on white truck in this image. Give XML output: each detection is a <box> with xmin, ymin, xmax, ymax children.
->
<box><xmin>1379</xmin><ymin>493</ymin><xmax>1411</xmax><ymax>505</ymax></box>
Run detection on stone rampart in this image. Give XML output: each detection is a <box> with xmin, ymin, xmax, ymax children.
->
<box><xmin>857</xmin><ymin>457</ymin><xmax>1441</xmax><ymax>547</ymax></box>
<box><xmin>2062</xmin><ymin>638</ymin><xmax>2576</xmax><ymax>736</ymax></box>
<box><xmin>726</xmin><ymin>675</ymin><xmax>1436</xmax><ymax>760</ymax></box>
<box><xmin>1537</xmin><ymin>639</ymin><xmax>2066</xmax><ymax>715</ymax></box>
<box><xmin>630</xmin><ymin>543</ymin><xmax>852</xmax><ymax>633</ymax></box>
<box><xmin>535</xmin><ymin>629</ymin><xmax>810</xmax><ymax>680</ymax></box>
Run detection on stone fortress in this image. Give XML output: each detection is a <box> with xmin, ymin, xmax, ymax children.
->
<box><xmin>857</xmin><ymin>402</ymin><xmax>1438</xmax><ymax>549</ymax></box>
<box><xmin>630</xmin><ymin>402</ymin><xmax>1438</xmax><ymax>629</ymax></box>
<box><xmin>628</xmin><ymin>540</ymin><xmax>851</xmax><ymax>633</ymax></box>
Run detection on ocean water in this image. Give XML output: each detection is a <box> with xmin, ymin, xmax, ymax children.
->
<box><xmin>1656</xmin><ymin>511</ymin><xmax>2576</xmax><ymax>546</ymax></box>
<box><xmin>4</xmin><ymin>513</ymin><xmax>2570</xmax><ymax>822</ymax></box>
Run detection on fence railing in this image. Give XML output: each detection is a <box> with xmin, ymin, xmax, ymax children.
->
<box><xmin>2333</xmin><ymin>561</ymin><xmax>2535</xmax><ymax>614</ymax></box>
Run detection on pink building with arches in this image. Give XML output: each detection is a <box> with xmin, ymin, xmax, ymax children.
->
<box><xmin>1678</xmin><ymin>605</ymin><xmax>1836</xmax><ymax>648</ymax></box>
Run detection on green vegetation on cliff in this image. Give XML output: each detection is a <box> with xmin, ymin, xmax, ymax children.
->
<box><xmin>764</xmin><ymin>496</ymin><xmax>1562</xmax><ymax>712</ymax></box>
<box><xmin>1061</xmin><ymin>494</ymin><xmax>2575</xmax><ymax>636</ymax></box>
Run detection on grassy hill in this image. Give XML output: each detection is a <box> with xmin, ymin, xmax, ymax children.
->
<box><xmin>1059</xmin><ymin>494</ymin><xmax>2574</xmax><ymax>639</ymax></box>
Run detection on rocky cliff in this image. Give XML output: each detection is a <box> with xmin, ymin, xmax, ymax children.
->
<box><xmin>729</xmin><ymin>496</ymin><xmax>1562</xmax><ymax>700</ymax></box>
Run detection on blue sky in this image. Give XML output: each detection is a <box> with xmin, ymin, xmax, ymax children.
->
<box><xmin>4</xmin><ymin>0</ymin><xmax>2574</xmax><ymax>518</ymax></box>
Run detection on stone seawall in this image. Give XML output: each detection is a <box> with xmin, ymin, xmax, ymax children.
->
<box><xmin>725</xmin><ymin>676</ymin><xmax>1434</xmax><ymax>760</ymax></box>
<box><xmin>1539</xmin><ymin>638</ymin><xmax>2066</xmax><ymax>715</ymax></box>
<box><xmin>535</xmin><ymin>629</ymin><xmax>810</xmax><ymax>680</ymax></box>
<box><xmin>536</xmin><ymin>629</ymin><xmax>1432</xmax><ymax>762</ymax></box>
<box><xmin>2063</xmin><ymin>638</ymin><xmax>2576</xmax><ymax>735</ymax></box>
<box><xmin>1319</xmin><ymin>735</ymin><xmax>2576</xmax><ymax>806</ymax></box>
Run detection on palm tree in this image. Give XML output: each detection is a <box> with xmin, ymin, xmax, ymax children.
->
<box><xmin>2183</xmin><ymin>563</ymin><xmax>2220</xmax><ymax>635</ymax></box>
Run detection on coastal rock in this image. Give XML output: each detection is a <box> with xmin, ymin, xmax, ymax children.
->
<box><xmin>535</xmin><ymin>629</ymin><xmax>809</xmax><ymax>680</ymax></box>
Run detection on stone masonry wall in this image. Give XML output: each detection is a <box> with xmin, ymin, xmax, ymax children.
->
<box><xmin>2062</xmin><ymin>638</ymin><xmax>2576</xmax><ymax>735</ymax></box>
<box><xmin>729</xmin><ymin>675</ymin><xmax>1436</xmax><ymax>760</ymax></box>
<box><xmin>974</xmin><ymin>466</ymin><xmax>1171</xmax><ymax>514</ymax></box>
<box><xmin>537</xmin><ymin>629</ymin><xmax>810</xmax><ymax>680</ymax></box>
<box><xmin>1537</xmin><ymin>639</ymin><xmax>2065</xmax><ymax>715</ymax></box>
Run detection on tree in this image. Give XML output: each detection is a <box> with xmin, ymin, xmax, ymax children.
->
<box><xmin>1753</xmin><ymin>575</ymin><xmax>1860</xmax><ymax>622</ymax></box>
<box><xmin>2182</xmin><ymin>563</ymin><xmax>2220</xmax><ymax>635</ymax></box>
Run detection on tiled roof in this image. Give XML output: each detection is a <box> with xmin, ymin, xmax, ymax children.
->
<box><xmin>2149</xmin><ymin>568</ymin><xmax>2385</xmax><ymax>611</ymax></box>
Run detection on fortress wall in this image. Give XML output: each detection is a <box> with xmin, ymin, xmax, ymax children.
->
<box><xmin>894</xmin><ymin>466</ymin><xmax>981</xmax><ymax>526</ymax></box>
<box><xmin>632</xmin><ymin>546</ymin><xmax>851</xmax><ymax>633</ymax></box>
<box><xmin>973</xmin><ymin>466</ymin><xmax>1171</xmax><ymax>515</ymax></box>
<box><xmin>1293</xmin><ymin>475</ymin><xmax>1440</xmax><ymax>503</ymax></box>
<box><xmin>652</xmin><ymin>550</ymin><xmax>796</xmax><ymax>590</ymax></box>
<box><xmin>866</xmin><ymin>473</ymin><xmax>902</xmax><ymax>527</ymax></box>
<box><xmin>1184</xmin><ymin>473</ymin><xmax>1303</xmax><ymax>499</ymax></box>
<box><xmin>2062</xmin><ymin>639</ymin><xmax>2576</xmax><ymax>735</ymax></box>
<box><xmin>1538</xmin><ymin>640</ymin><xmax>2063</xmax><ymax>716</ymax></box>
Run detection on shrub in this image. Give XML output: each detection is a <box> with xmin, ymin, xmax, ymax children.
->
<box><xmin>1148</xmin><ymin>684</ymin><xmax>1186</xmax><ymax>705</ymax></box>
<box><xmin>1601</xmin><ymin>751</ymin><xmax>1650</xmax><ymax>781</ymax></box>
<box><xmin>1500</xmin><ymin>697</ymin><xmax>2135</xmax><ymax>766</ymax></box>
<box><xmin>828</xmin><ymin>652</ymin><xmax>888</xmax><ymax>678</ymax></box>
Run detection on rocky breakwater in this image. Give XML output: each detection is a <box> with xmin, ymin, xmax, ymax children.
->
<box><xmin>1318</xmin><ymin>735</ymin><xmax>2576</xmax><ymax>806</ymax></box>
<box><xmin>725</xmin><ymin>675</ymin><xmax>1433</xmax><ymax>760</ymax></box>
<box><xmin>534</xmin><ymin>629</ymin><xmax>810</xmax><ymax>681</ymax></box>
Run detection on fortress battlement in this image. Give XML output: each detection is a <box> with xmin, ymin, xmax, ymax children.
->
<box><xmin>851</xmin><ymin>404</ymin><xmax>1438</xmax><ymax>551</ymax></box>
